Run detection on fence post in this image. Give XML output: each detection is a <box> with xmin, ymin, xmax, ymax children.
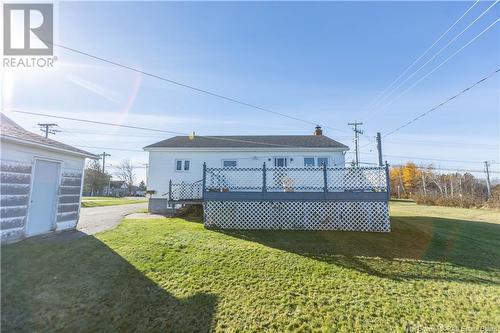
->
<box><xmin>202</xmin><ymin>162</ymin><xmax>207</xmax><ymax>200</ymax></box>
<box><xmin>323</xmin><ymin>163</ymin><xmax>328</xmax><ymax>199</ymax></box>
<box><xmin>168</xmin><ymin>179</ymin><xmax>172</xmax><ymax>201</ymax></box>
<box><xmin>385</xmin><ymin>162</ymin><xmax>391</xmax><ymax>201</ymax></box>
<box><xmin>262</xmin><ymin>162</ymin><xmax>267</xmax><ymax>197</ymax></box>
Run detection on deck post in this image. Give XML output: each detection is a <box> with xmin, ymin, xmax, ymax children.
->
<box><xmin>262</xmin><ymin>162</ymin><xmax>267</xmax><ymax>198</ymax></box>
<box><xmin>168</xmin><ymin>179</ymin><xmax>172</xmax><ymax>201</ymax></box>
<box><xmin>385</xmin><ymin>162</ymin><xmax>391</xmax><ymax>201</ymax></box>
<box><xmin>202</xmin><ymin>162</ymin><xmax>207</xmax><ymax>200</ymax></box>
<box><xmin>322</xmin><ymin>163</ymin><xmax>328</xmax><ymax>199</ymax></box>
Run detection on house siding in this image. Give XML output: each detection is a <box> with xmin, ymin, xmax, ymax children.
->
<box><xmin>146</xmin><ymin>149</ymin><xmax>346</xmax><ymax>211</ymax></box>
<box><xmin>0</xmin><ymin>141</ymin><xmax>86</xmax><ymax>243</ymax></box>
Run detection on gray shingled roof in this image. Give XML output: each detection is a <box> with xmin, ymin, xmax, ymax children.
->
<box><xmin>0</xmin><ymin>113</ymin><xmax>97</xmax><ymax>158</ymax></box>
<box><xmin>145</xmin><ymin>135</ymin><xmax>349</xmax><ymax>149</ymax></box>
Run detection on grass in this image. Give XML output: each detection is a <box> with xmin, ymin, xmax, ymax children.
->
<box><xmin>2</xmin><ymin>202</ymin><xmax>499</xmax><ymax>332</ymax></box>
<box><xmin>81</xmin><ymin>196</ymin><xmax>147</xmax><ymax>207</ymax></box>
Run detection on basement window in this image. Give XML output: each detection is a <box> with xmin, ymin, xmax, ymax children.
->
<box><xmin>223</xmin><ymin>160</ymin><xmax>237</xmax><ymax>168</ymax></box>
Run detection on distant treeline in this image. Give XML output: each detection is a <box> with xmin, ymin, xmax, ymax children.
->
<box><xmin>389</xmin><ymin>162</ymin><xmax>499</xmax><ymax>209</ymax></box>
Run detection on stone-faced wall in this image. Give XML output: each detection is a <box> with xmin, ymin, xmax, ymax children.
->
<box><xmin>56</xmin><ymin>170</ymin><xmax>83</xmax><ymax>231</ymax></box>
<box><xmin>0</xmin><ymin>161</ymin><xmax>32</xmax><ymax>242</ymax></box>
<box><xmin>0</xmin><ymin>160</ymin><xmax>83</xmax><ymax>243</ymax></box>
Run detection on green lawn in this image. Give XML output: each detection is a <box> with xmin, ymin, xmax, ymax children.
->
<box><xmin>81</xmin><ymin>196</ymin><xmax>147</xmax><ymax>207</ymax></box>
<box><xmin>2</xmin><ymin>202</ymin><xmax>499</xmax><ymax>332</ymax></box>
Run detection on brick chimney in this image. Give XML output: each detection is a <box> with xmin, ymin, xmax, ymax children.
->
<box><xmin>314</xmin><ymin>125</ymin><xmax>323</xmax><ymax>135</ymax></box>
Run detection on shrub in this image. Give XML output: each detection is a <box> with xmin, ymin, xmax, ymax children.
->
<box><xmin>413</xmin><ymin>194</ymin><xmax>485</xmax><ymax>209</ymax></box>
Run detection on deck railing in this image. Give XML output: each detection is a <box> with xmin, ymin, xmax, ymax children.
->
<box><xmin>205</xmin><ymin>164</ymin><xmax>389</xmax><ymax>193</ymax></box>
<box><xmin>168</xmin><ymin>163</ymin><xmax>390</xmax><ymax>202</ymax></box>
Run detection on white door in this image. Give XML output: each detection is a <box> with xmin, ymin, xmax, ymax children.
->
<box><xmin>26</xmin><ymin>160</ymin><xmax>60</xmax><ymax>236</ymax></box>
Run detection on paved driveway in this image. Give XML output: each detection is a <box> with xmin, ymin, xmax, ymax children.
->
<box><xmin>77</xmin><ymin>202</ymin><xmax>148</xmax><ymax>235</ymax></box>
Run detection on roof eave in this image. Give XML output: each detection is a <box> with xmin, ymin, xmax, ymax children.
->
<box><xmin>1</xmin><ymin>135</ymin><xmax>99</xmax><ymax>159</ymax></box>
<box><xmin>143</xmin><ymin>146</ymin><xmax>349</xmax><ymax>152</ymax></box>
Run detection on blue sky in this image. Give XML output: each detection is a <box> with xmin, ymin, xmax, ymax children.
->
<box><xmin>2</xmin><ymin>1</ymin><xmax>499</xmax><ymax>182</ymax></box>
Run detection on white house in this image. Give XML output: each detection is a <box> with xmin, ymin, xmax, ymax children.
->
<box><xmin>144</xmin><ymin>126</ymin><xmax>349</xmax><ymax>213</ymax></box>
<box><xmin>0</xmin><ymin>114</ymin><xmax>97</xmax><ymax>243</ymax></box>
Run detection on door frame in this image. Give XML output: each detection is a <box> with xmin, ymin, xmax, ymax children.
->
<box><xmin>25</xmin><ymin>157</ymin><xmax>63</xmax><ymax>237</ymax></box>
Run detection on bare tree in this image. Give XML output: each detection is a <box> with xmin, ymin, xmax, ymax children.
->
<box><xmin>116</xmin><ymin>159</ymin><xmax>135</xmax><ymax>194</ymax></box>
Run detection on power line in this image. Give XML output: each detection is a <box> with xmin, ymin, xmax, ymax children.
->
<box><xmin>59</xmin><ymin>128</ymin><xmax>166</xmax><ymax>137</ymax></box>
<box><xmin>383</xmin><ymin>68</ymin><xmax>500</xmax><ymax>137</ymax></box>
<box><xmin>380</xmin><ymin>17</ymin><xmax>499</xmax><ymax>110</ymax></box>
<box><xmin>391</xmin><ymin>164</ymin><xmax>499</xmax><ymax>174</ymax></box>
<box><xmin>74</xmin><ymin>145</ymin><xmax>143</xmax><ymax>152</ymax></box>
<box><xmin>44</xmin><ymin>40</ymin><xmax>349</xmax><ymax>134</ymax></box>
<box><xmin>374</xmin><ymin>1</ymin><xmax>499</xmax><ymax>111</ymax></box>
<box><xmin>13</xmin><ymin>110</ymin><xmax>186</xmax><ymax>135</ymax></box>
<box><xmin>384</xmin><ymin>155</ymin><xmax>496</xmax><ymax>165</ymax></box>
<box><xmin>6</xmin><ymin>109</ymin><xmax>315</xmax><ymax>148</ymax></box>
<box><xmin>367</xmin><ymin>0</ymin><xmax>480</xmax><ymax>109</ymax></box>
<box><xmin>381</xmin><ymin>138</ymin><xmax>498</xmax><ymax>149</ymax></box>
<box><xmin>348</xmin><ymin>151</ymin><xmax>496</xmax><ymax>165</ymax></box>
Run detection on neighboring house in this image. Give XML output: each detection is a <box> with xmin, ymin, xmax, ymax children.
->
<box><xmin>105</xmin><ymin>181</ymin><xmax>142</xmax><ymax>197</ymax></box>
<box><xmin>107</xmin><ymin>180</ymin><xmax>128</xmax><ymax>197</ymax></box>
<box><xmin>0</xmin><ymin>114</ymin><xmax>97</xmax><ymax>243</ymax></box>
<box><xmin>144</xmin><ymin>126</ymin><xmax>348</xmax><ymax>210</ymax></box>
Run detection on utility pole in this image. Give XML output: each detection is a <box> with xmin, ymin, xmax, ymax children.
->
<box><xmin>376</xmin><ymin>132</ymin><xmax>383</xmax><ymax>167</ymax></box>
<box><xmin>38</xmin><ymin>123</ymin><xmax>60</xmax><ymax>138</ymax></box>
<box><xmin>98</xmin><ymin>152</ymin><xmax>111</xmax><ymax>196</ymax></box>
<box><xmin>98</xmin><ymin>152</ymin><xmax>111</xmax><ymax>174</ymax></box>
<box><xmin>484</xmin><ymin>161</ymin><xmax>492</xmax><ymax>198</ymax></box>
<box><xmin>348</xmin><ymin>121</ymin><xmax>363</xmax><ymax>167</ymax></box>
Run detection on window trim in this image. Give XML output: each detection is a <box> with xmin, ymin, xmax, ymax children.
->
<box><xmin>222</xmin><ymin>159</ymin><xmax>238</xmax><ymax>168</ymax></box>
<box><xmin>317</xmin><ymin>157</ymin><xmax>329</xmax><ymax>167</ymax></box>
<box><xmin>303</xmin><ymin>157</ymin><xmax>315</xmax><ymax>167</ymax></box>
<box><xmin>273</xmin><ymin>157</ymin><xmax>288</xmax><ymax>168</ymax></box>
<box><xmin>174</xmin><ymin>159</ymin><xmax>191</xmax><ymax>172</ymax></box>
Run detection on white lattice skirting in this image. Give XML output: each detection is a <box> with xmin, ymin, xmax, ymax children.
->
<box><xmin>204</xmin><ymin>201</ymin><xmax>390</xmax><ymax>232</ymax></box>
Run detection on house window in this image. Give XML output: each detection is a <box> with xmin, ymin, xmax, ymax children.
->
<box><xmin>317</xmin><ymin>157</ymin><xmax>329</xmax><ymax>167</ymax></box>
<box><xmin>304</xmin><ymin>158</ymin><xmax>315</xmax><ymax>167</ymax></box>
<box><xmin>274</xmin><ymin>157</ymin><xmax>287</xmax><ymax>168</ymax></box>
<box><xmin>175</xmin><ymin>160</ymin><xmax>190</xmax><ymax>171</ymax></box>
<box><xmin>223</xmin><ymin>160</ymin><xmax>237</xmax><ymax>167</ymax></box>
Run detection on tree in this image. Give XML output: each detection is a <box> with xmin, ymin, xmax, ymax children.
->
<box><xmin>116</xmin><ymin>159</ymin><xmax>135</xmax><ymax>194</ymax></box>
<box><xmin>83</xmin><ymin>160</ymin><xmax>110</xmax><ymax>196</ymax></box>
<box><xmin>401</xmin><ymin>162</ymin><xmax>418</xmax><ymax>195</ymax></box>
<box><xmin>138</xmin><ymin>180</ymin><xmax>146</xmax><ymax>191</ymax></box>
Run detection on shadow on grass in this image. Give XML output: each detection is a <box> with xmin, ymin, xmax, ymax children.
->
<box><xmin>1</xmin><ymin>236</ymin><xmax>217</xmax><ymax>332</ymax></box>
<box><xmin>217</xmin><ymin>215</ymin><xmax>500</xmax><ymax>284</ymax></box>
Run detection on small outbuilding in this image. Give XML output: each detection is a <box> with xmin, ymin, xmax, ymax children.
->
<box><xmin>0</xmin><ymin>114</ymin><xmax>97</xmax><ymax>243</ymax></box>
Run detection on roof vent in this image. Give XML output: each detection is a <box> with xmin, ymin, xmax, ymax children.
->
<box><xmin>314</xmin><ymin>125</ymin><xmax>323</xmax><ymax>136</ymax></box>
